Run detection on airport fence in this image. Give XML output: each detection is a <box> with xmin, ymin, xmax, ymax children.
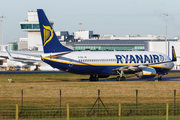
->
<box><xmin>0</xmin><ymin>84</ymin><xmax>180</xmax><ymax>106</ymax></box>
<box><xmin>1</xmin><ymin>84</ymin><xmax>180</xmax><ymax>119</ymax></box>
<box><xmin>1</xmin><ymin>103</ymin><xmax>180</xmax><ymax>119</ymax></box>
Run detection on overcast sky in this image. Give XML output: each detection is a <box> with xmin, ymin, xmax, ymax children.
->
<box><xmin>0</xmin><ymin>0</ymin><xmax>180</xmax><ymax>44</ymax></box>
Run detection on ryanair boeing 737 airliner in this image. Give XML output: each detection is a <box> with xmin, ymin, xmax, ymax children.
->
<box><xmin>37</xmin><ymin>9</ymin><xmax>176</xmax><ymax>81</ymax></box>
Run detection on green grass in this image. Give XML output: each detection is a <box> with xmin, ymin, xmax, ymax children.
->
<box><xmin>0</xmin><ymin>72</ymin><xmax>180</xmax><ymax>119</ymax></box>
<box><xmin>0</xmin><ymin>72</ymin><xmax>179</xmax><ymax>83</ymax></box>
<box><xmin>3</xmin><ymin>116</ymin><xmax>180</xmax><ymax>120</ymax></box>
<box><xmin>0</xmin><ymin>72</ymin><xmax>136</xmax><ymax>83</ymax></box>
<box><xmin>0</xmin><ymin>72</ymin><xmax>180</xmax><ymax>107</ymax></box>
<box><xmin>1</xmin><ymin>103</ymin><xmax>180</xmax><ymax>119</ymax></box>
<box><xmin>0</xmin><ymin>73</ymin><xmax>91</xmax><ymax>82</ymax></box>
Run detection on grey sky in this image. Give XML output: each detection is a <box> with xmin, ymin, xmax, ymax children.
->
<box><xmin>0</xmin><ymin>0</ymin><xmax>180</xmax><ymax>44</ymax></box>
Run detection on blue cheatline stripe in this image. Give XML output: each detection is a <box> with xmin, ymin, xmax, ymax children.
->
<box><xmin>43</xmin><ymin>57</ymin><xmax>171</xmax><ymax>70</ymax></box>
<box><xmin>141</xmin><ymin>75</ymin><xmax>156</xmax><ymax>79</ymax></box>
<box><xmin>42</xmin><ymin>57</ymin><xmax>171</xmax><ymax>75</ymax></box>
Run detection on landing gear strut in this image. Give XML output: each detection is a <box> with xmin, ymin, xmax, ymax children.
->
<box><xmin>158</xmin><ymin>74</ymin><xmax>162</xmax><ymax>80</ymax></box>
<box><xmin>116</xmin><ymin>70</ymin><xmax>126</xmax><ymax>81</ymax></box>
<box><xmin>34</xmin><ymin>65</ymin><xmax>39</xmax><ymax>71</ymax></box>
<box><xmin>89</xmin><ymin>75</ymin><xmax>99</xmax><ymax>82</ymax></box>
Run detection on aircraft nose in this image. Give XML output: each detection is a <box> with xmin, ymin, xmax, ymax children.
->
<box><xmin>170</xmin><ymin>62</ymin><xmax>175</xmax><ymax>69</ymax></box>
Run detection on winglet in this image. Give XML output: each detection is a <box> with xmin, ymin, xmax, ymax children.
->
<box><xmin>5</xmin><ymin>47</ymin><xmax>14</xmax><ymax>60</ymax></box>
<box><xmin>172</xmin><ymin>46</ymin><xmax>177</xmax><ymax>61</ymax></box>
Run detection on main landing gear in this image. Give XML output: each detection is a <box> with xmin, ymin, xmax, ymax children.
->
<box><xmin>116</xmin><ymin>70</ymin><xmax>126</xmax><ymax>81</ymax></box>
<box><xmin>116</xmin><ymin>76</ymin><xmax>126</xmax><ymax>81</ymax></box>
<box><xmin>89</xmin><ymin>75</ymin><xmax>98</xmax><ymax>82</ymax></box>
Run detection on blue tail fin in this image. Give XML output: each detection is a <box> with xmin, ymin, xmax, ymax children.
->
<box><xmin>172</xmin><ymin>46</ymin><xmax>177</xmax><ymax>61</ymax></box>
<box><xmin>37</xmin><ymin>9</ymin><xmax>73</xmax><ymax>53</ymax></box>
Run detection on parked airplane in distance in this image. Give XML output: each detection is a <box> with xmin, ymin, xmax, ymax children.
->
<box><xmin>0</xmin><ymin>47</ymin><xmax>58</xmax><ymax>71</ymax></box>
<box><xmin>4</xmin><ymin>47</ymin><xmax>42</xmax><ymax>70</ymax></box>
<box><xmin>37</xmin><ymin>9</ymin><xmax>177</xmax><ymax>81</ymax></box>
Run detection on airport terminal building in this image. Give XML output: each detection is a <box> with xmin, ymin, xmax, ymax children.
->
<box><xmin>73</xmin><ymin>39</ymin><xmax>177</xmax><ymax>51</ymax></box>
<box><xmin>73</xmin><ymin>40</ymin><xmax>145</xmax><ymax>51</ymax></box>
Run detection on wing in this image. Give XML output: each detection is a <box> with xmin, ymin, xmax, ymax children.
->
<box><xmin>7</xmin><ymin>51</ymin><xmax>42</xmax><ymax>57</ymax></box>
<box><xmin>8</xmin><ymin>57</ymin><xmax>43</xmax><ymax>65</ymax></box>
<box><xmin>4</xmin><ymin>47</ymin><xmax>43</xmax><ymax>65</ymax></box>
<box><xmin>112</xmin><ymin>60</ymin><xmax>174</xmax><ymax>73</ymax></box>
<box><xmin>0</xmin><ymin>55</ymin><xmax>8</xmax><ymax>59</ymax></box>
<box><xmin>111</xmin><ymin>64</ymin><xmax>147</xmax><ymax>73</ymax></box>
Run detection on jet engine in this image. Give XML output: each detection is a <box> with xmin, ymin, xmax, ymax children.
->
<box><xmin>135</xmin><ymin>67</ymin><xmax>156</xmax><ymax>79</ymax></box>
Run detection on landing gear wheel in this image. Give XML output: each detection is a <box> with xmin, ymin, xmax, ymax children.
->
<box><xmin>158</xmin><ymin>76</ymin><xmax>162</xmax><ymax>81</ymax></box>
<box><xmin>116</xmin><ymin>76</ymin><xmax>126</xmax><ymax>81</ymax></box>
<box><xmin>157</xmin><ymin>74</ymin><xmax>162</xmax><ymax>81</ymax></box>
<box><xmin>121</xmin><ymin>76</ymin><xmax>126</xmax><ymax>81</ymax></box>
<box><xmin>116</xmin><ymin>76</ymin><xmax>121</xmax><ymax>81</ymax></box>
<box><xmin>89</xmin><ymin>75</ymin><xmax>99</xmax><ymax>82</ymax></box>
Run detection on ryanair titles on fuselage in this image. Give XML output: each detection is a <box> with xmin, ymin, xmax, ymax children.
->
<box><xmin>115</xmin><ymin>54</ymin><xmax>164</xmax><ymax>64</ymax></box>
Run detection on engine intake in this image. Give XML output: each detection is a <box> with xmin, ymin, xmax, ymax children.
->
<box><xmin>135</xmin><ymin>67</ymin><xmax>156</xmax><ymax>79</ymax></box>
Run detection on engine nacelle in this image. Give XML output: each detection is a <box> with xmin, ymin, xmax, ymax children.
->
<box><xmin>135</xmin><ymin>67</ymin><xmax>156</xmax><ymax>79</ymax></box>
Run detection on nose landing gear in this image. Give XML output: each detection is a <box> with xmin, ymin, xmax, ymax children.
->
<box><xmin>158</xmin><ymin>74</ymin><xmax>162</xmax><ymax>81</ymax></box>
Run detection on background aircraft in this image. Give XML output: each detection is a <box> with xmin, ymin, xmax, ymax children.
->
<box><xmin>0</xmin><ymin>48</ymin><xmax>58</xmax><ymax>71</ymax></box>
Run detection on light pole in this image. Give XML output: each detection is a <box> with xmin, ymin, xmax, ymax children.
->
<box><xmin>79</xmin><ymin>23</ymin><xmax>83</xmax><ymax>31</ymax></box>
<box><xmin>0</xmin><ymin>16</ymin><xmax>6</xmax><ymax>51</ymax></box>
<box><xmin>0</xmin><ymin>20</ymin><xmax>2</xmax><ymax>47</ymax></box>
<box><xmin>0</xmin><ymin>16</ymin><xmax>6</xmax><ymax>46</ymax></box>
<box><xmin>162</xmin><ymin>13</ymin><xmax>169</xmax><ymax>56</ymax></box>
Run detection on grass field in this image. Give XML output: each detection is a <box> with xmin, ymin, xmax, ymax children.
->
<box><xmin>0</xmin><ymin>72</ymin><xmax>180</xmax><ymax>83</ymax></box>
<box><xmin>4</xmin><ymin>116</ymin><xmax>180</xmax><ymax>120</ymax></box>
<box><xmin>0</xmin><ymin>72</ymin><xmax>180</xmax><ymax>119</ymax></box>
<box><xmin>0</xmin><ymin>72</ymin><xmax>180</xmax><ymax>107</ymax></box>
<box><xmin>0</xmin><ymin>72</ymin><xmax>136</xmax><ymax>83</ymax></box>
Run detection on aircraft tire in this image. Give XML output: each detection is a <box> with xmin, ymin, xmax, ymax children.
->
<box><xmin>158</xmin><ymin>76</ymin><xmax>162</xmax><ymax>81</ymax></box>
<box><xmin>116</xmin><ymin>76</ymin><xmax>126</xmax><ymax>81</ymax></box>
<box><xmin>89</xmin><ymin>75</ymin><xmax>98</xmax><ymax>82</ymax></box>
<box><xmin>116</xmin><ymin>76</ymin><xmax>121</xmax><ymax>81</ymax></box>
<box><xmin>120</xmin><ymin>76</ymin><xmax>126</xmax><ymax>81</ymax></box>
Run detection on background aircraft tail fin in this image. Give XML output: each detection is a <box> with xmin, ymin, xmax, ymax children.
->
<box><xmin>37</xmin><ymin>9</ymin><xmax>73</xmax><ymax>53</ymax></box>
<box><xmin>172</xmin><ymin>46</ymin><xmax>177</xmax><ymax>61</ymax></box>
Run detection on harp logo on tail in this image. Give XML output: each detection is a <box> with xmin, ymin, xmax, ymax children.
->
<box><xmin>43</xmin><ymin>25</ymin><xmax>54</xmax><ymax>47</ymax></box>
